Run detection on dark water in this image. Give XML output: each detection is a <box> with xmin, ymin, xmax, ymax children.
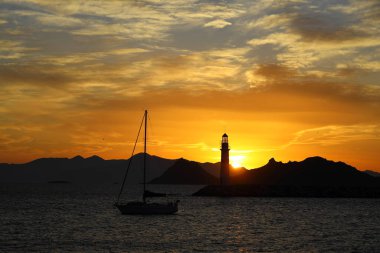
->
<box><xmin>0</xmin><ymin>183</ymin><xmax>379</xmax><ymax>252</ymax></box>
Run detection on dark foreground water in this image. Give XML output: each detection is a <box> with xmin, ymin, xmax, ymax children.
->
<box><xmin>0</xmin><ymin>183</ymin><xmax>379</xmax><ymax>252</ymax></box>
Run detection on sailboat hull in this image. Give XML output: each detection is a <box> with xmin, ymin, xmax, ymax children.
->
<box><xmin>115</xmin><ymin>201</ymin><xmax>179</xmax><ymax>215</ymax></box>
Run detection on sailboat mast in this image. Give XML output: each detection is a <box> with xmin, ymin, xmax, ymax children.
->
<box><xmin>143</xmin><ymin>109</ymin><xmax>147</xmax><ymax>202</ymax></box>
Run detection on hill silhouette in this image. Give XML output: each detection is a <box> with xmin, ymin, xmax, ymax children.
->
<box><xmin>198</xmin><ymin>161</ymin><xmax>220</xmax><ymax>178</ymax></box>
<box><xmin>0</xmin><ymin>153</ymin><xmax>174</xmax><ymax>185</ymax></box>
<box><xmin>195</xmin><ymin>157</ymin><xmax>380</xmax><ymax>197</ymax></box>
<box><xmin>364</xmin><ymin>170</ymin><xmax>380</xmax><ymax>177</ymax></box>
<box><xmin>231</xmin><ymin>156</ymin><xmax>379</xmax><ymax>187</ymax></box>
<box><xmin>1</xmin><ymin>154</ymin><xmax>379</xmax><ymax>197</ymax></box>
<box><xmin>0</xmin><ymin>154</ymin><xmax>228</xmax><ymax>185</ymax></box>
<box><xmin>150</xmin><ymin>158</ymin><xmax>218</xmax><ymax>185</ymax></box>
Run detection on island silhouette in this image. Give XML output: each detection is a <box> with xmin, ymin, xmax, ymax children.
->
<box><xmin>1</xmin><ymin>154</ymin><xmax>379</xmax><ymax>197</ymax></box>
<box><xmin>194</xmin><ymin>156</ymin><xmax>380</xmax><ymax>198</ymax></box>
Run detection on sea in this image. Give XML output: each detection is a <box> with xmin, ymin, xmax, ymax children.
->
<box><xmin>0</xmin><ymin>183</ymin><xmax>379</xmax><ymax>252</ymax></box>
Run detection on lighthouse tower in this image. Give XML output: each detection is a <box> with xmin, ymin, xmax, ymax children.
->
<box><xmin>220</xmin><ymin>133</ymin><xmax>230</xmax><ymax>185</ymax></box>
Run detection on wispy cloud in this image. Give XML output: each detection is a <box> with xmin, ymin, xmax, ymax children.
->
<box><xmin>204</xmin><ymin>19</ymin><xmax>232</xmax><ymax>29</ymax></box>
<box><xmin>0</xmin><ymin>40</ymin><xmax>38</xmax><ymax>59</ymax></box>
<box><xmin>249</xmin><ymin>124</ymin><xmax>380</xmax><ymax>154</ymax></box>
<box><xmin>289</xmin><ymin>125</ymin><xmax>380</xmax><ymax>146</ymax></box>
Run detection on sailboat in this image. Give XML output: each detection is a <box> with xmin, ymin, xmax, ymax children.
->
<box><xmin>114</xmin><ymin>110</ymin><xmax>179</xmax><ymax>215</ymax></box>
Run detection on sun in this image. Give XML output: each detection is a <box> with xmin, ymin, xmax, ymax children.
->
<box><xmin>230</xmin><ymin>155</ymin><xmax>245</xmax><ymax>168</ymax></box>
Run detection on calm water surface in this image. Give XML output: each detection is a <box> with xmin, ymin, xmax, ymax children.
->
<box><xmin>0</xmin><ymin>183</ymin><xmax>379</xmax><ymax>252</ymax></box>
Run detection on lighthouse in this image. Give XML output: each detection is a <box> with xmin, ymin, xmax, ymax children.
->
<box><xmin>220</xmin><ymin>133</ymin><xmax>230</xmax><ymax>185</ymax></box>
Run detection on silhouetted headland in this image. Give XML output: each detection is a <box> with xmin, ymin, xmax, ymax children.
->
<box><xmin>149</xmin><ymin>158</ymin><xmax>218</xmax><ymax>185</ymax></box>
<box><xmin>194</xmin><ymin>157</ymin><xmax>380</xmax><ymax>198</ymax></box>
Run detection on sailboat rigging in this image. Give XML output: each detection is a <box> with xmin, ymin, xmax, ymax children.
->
<box><xmin>114</xmin><ymin>110</ymin><xmax>179</xmax><ymax>215</ymax></box>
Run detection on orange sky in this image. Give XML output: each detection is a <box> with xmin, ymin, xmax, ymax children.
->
<box><xmin>0</xmin><ymin>0</ymin><xmax>379</xmax><ymax>171</ymax></box>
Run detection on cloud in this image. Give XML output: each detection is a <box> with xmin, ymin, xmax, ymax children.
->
<box><xmin>245</xmin><ymin>0</ymin><xmax>380</xmax><ymax>71</ymax></box>
<box><xmin>36</xmin><ymin>48</ymin><xmax>150</xmax><ymax>65</ymax></box>
<box><xmin>245</xmin><ymin>63</ymin><xmax>299</xmax><ymax>87</ymax></box>
<box><xmin>289</xmin><ymin>125</ymin><xmax>380</xmax><ymax>146</ymax></box>
<box><xmin>328</xmin><ymin>0</ymin><xmax>380</xmax><ymax>16</ymax></box>
<box><xmin>247</xmin><ymin>31</ymin><xmax>380</xmax><ymax>69</ymax></box>
<box><xmin>352</xmin><ymin>52</ymin><xmax>380</xmax><ymax>72</ymax></box>
<box><xmin>253</xmin><ymin>64</ymin><xmax>297</xmax><ymax>79</ymax></box>
<box><xmin>1</xmin><ymin>1</ymin><xmax>175</xmax><ymax>41</ymax></box>
<box><xmin>110</xmin><ymin>48</ymin><xmax>150</xmax><ymax>55</ymax></box>
<box><xmin>36</xmin><ymin>14</ymin><xmax>83</xmax><ymax>27</ymax></box>
<box><xmin>176</xmin><ymin>3</ymin><xmax>244</xmax><ymax>23</ymax></box>
<box><xmin>0</xmin><ymin>64</ymin><xmax>77</xmax><ymax>87</ymax></box>
<box><xmin>204</xmin><ymin>19</ymin><xmax>232</xmax><ymax>29</ymax></box>
<box><xmin>0</xmin><ymin>127</ymin><xmax>35</xmax><ymax>151</ymax></box>
<box><xmin>247</xmin><ymin>32</ymin><xmax>300</xmax><ymax>47</ymax></box>
<box><xmin>289</xmin><ymin>13</ymin><xmax>368</xmax><ymax>42</ymax></box>
<box><xmin>71</xmin><ymin>22</ymin><xmax>169</xmax><ymax>40</ymax></box>
<box><xmin>247</xmin><ymin>14</ymin><xmax>291</xmax><ymax>30</ymax></box>
<box><xmin>335</xmin><ymin>64</ymin><xmax>359</xmax><ymax>77</ymax></box>
<box><xmin>0</xmin><ymin>46</ymin><xmax>250</xmax><ymax>97</ymax></box>
<box><xmin>0</xmin><ymin>40</ymin><xmax>38</xmax><ymax>60</ymax></box>
<box><xmin>4</xmin><ymin>0</ymin><xmax>244</xmax><ymax>42</ymax></box>
<box><xmin>253</xmin><ymin>123</ymin><xmax>380</xmax><ymax>157</ymax></box>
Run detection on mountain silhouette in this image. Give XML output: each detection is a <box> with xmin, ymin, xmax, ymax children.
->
<box><xmin>364</xmin><ymin>170</ymin><xmax>380</xmax><ymax>177</ymax></box>
<box><xmin>1</xmin><ymin>154</ymin><xmax>379</xmax><ymax>197</ymax></box>
<box><xmin>150</xmin><ymin>158</ymin><xmax>218</xmax><ymax>185</ymax></box>
<box><xmin>230</xmin><ymin>156</ymin><xmax>379</xmax><ymax>187</ymax></box>
<box><xmin>0</xmin><ymin>154</ymin><xmax>233</xmax><ymax>185</ymax></box>
<box><xmin>198</xmin><ymin>161</ymin><xmax>220</xmax><ymax>178</ymax></box>
<box><xmin>195</xmin><ymin>157</ymin><xmax>380</xmax><ymax>197</ymax></box>
<box><xmin>0</xmin><ymin>153</ymin><xmax>174</xmax><ymax>185</ymax></box>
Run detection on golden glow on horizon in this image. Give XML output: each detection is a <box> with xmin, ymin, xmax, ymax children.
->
<box><xmin>230</xmin><ymin>155</ymin><xmax>246</xmax><ymax>168</ymax></box>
